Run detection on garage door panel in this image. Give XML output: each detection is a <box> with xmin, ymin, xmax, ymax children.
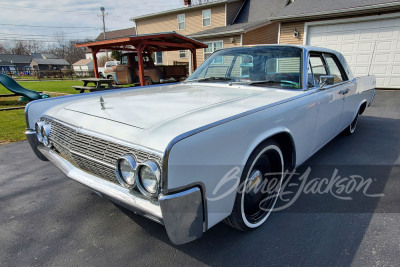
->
<box><xmin>307</xmin><ymin>16</ymin><xmax>400</xmax><ymax>88</ymax></box>
<box><xmin>392</xmin><ymin>66</ymin><xmax>400</xmax><ymax>75</ymax></box>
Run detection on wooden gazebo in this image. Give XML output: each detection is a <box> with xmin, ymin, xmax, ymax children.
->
<box><xmin>76</xmin><ymin>32</ymin><xmax>207</xmax><ymax>86</ymax></box>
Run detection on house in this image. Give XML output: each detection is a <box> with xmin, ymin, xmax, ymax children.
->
<box><xmin>72</xmin><ymin>59</ymin><xmax>94</xmax><ymax>76</ymax></box>
<box><xmin>271</xmin><ymin>0</ymin><xmax>400</xmax><ymax>89</ymax></box>
<box><xmin>0</xmin><ymin>61</ymin><xmax>16</xmax><ymax>74</ymax></box>
<box><xmin>0</xmin><ymin>54</ymin><xmax>32</xmax><ymax>71</ymax></box>
<box><xmin>85</xmin><ymin>27</ymin><xmax>136</xmax><ymax>60</ymax></box>
<box><xmin>30</xmin><ymin>58</ymin><xmax>70</xmax><ymax>71</ymax></box>
<box><xmin>131</xmin><ymin>0</ymin><xmax>288</xmax><ymax>66</ymax></box>
<box><xmin>31</xmin><ymin>53</ymin><xmax>58</xmax><ymax>59</ymax></box>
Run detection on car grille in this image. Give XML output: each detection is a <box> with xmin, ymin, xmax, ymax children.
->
<box><xmin>44</xmin><ymin>118</ymin><xmax>163</xmax><ymax>184</ymax></box>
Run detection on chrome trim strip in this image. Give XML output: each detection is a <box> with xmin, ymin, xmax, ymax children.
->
<box><xmin>37</xmin><ymin>145</ymin><xmax>163</xmax><ymax>221</ymax></box>
<box><xmin>161</xmin><ymin>90</ymin><xmax>314</xmax><ymax>193</ymax></box>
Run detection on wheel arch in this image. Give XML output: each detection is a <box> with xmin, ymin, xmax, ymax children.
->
<box><xmin>244</xmin><ymin>128</ymin><xmax>296</xmax><ymax>171</ymax></box>
<box><xmin>358</xmin><ymin>100</ymin><xmax>368</xmax><ymax>115</ymax></box>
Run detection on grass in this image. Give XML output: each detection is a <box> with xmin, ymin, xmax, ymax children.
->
<box><xmin>0</xmin><ymin>79</ymin><xmax>136</xmax><ymax>145</ymax></box>
<box><xmin>0</xmin><ymin>80</ymin><xmax>83</xmax><ymax>95</ymax></box>
<box><xmin>0</xmin><ymin>109</ymin><xmax>26</xmax><ymax>145</ymax></box>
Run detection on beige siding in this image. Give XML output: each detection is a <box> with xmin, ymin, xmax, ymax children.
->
<box><xmin>195</xmin><ymin>35</ymin><xmax>241</xmax><ymax>66</ymax></box>
<box><xmin>242</xmin><ymin>22</ymin><xmax>279</xmax><ymax>45</ymax></box>
<box><xmin>279</xmin><ymin>22</ymin><xmax>305</xmax><ymax>45</ymax></box>
<box><xmin>226</xmin><ymin>0</ymin><xmax>245</xmax><ymax>25</ymax></box>
<box><xmin>136</xmin><ymin>4</ymin><xmax>226</xmax><ymax>35</ymax></box>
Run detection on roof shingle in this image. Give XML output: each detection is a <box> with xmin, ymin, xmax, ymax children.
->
<box><xmin>271</xmin><ymin>0</ymin><xmax>400</xmax><ymax>20</ymax></box>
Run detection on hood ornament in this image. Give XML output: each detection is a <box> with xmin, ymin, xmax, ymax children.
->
<box><xmin>99</xmin><ymin>96</ymin><xmax>105</xmax><ymax>110</ymax></box>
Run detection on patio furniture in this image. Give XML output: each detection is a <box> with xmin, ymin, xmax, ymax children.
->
<box><xmin>73</xmin><ymin>78</ymin><xmax>122</xmax><ymax>93</ymax></box>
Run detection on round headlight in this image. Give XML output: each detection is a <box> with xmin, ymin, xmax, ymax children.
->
<box><xmin>137</xmin><ymin>161</ymin><xmax>160</xmax><ymax>196</ymax></box>
<box><xmin>115</xmin><ymin>156</ymin><xmax>137</xmax><ymax>188</ymax></box>
<box><xmin>40</xmin><ymin>124</ymin><xmax>51</xmax><ymax>147</ymax></box>
<box><xmin>35</xmin><ymin>121</ymin><xmax>45</xmax><ymax>142</ymax></box>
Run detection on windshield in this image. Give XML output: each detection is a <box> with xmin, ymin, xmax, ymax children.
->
<box><xmin>186</xmin><ymin>46</ymin><xmax>303</xmax><ymax>89</ymax></box>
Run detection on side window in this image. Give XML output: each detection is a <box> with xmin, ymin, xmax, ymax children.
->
<box><xmin>121</xmin><ymin>56</ymin><xmax>128</xmax><ymax>65</ymax></box>
<box><xmin>309</xmin><ymin>54</ymin><xmax>327</xmax><ymax>87</ymax></box>
<box><xmin>177</xmin><ymin>14</ymin><xmax>185</xmax><ymax>30</ymax></box>
<box><xmin>324</xmin><ymin>54</ymin><xmax>346</xmax><ymax>84</ymax></box>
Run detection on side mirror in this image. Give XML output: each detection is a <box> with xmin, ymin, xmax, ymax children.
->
<box><xmin>319</xmin><ymin>75</ymin><xmax>334</xmax><ymax>89</ymax></box>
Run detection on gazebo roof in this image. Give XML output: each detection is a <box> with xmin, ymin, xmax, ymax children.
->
<box><xmin>76</xmin><ymin>31</ymin><xmax>207</xmax><ymax>52</ymax></box>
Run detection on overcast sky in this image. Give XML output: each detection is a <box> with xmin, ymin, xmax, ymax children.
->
<box><xmin>0</xmin><ymin>0</ymin><xmax>184</xmax><ymax>45</ymax></box>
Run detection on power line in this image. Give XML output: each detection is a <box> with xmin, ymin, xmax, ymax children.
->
<box><xmin>0</xmin><ymin>29</ymin><xmax>99</xmax><ymax>38</ymax></box>
<box><xmin>0</xmin><ymin>3</ymin><xmax>97</xmax><ymax>14</ymax></box>
<box><xmin>0</xmin><ymin>23</ymin><xmax>98</xmax><ymax>29</ymax></box>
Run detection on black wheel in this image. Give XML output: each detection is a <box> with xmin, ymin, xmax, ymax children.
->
<box><xmin>144</xmin><ymin>77</ymin><xmax>153</xmax><ymax>86</ymax></box>
<box><xmin>342</xmin><ymin>113</ymin><xmax>359</xmax><ymax>136</ymax></box>
<box><xmin>224</xmin><ymin>139</ymin><xmax>284</xmax><ymax>231</ymax></box>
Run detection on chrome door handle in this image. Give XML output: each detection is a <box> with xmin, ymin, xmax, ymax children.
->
<box><xmin>339</xmin><ymin>88</ymin><xmax>350</xmax><ymax>95</ymax></box>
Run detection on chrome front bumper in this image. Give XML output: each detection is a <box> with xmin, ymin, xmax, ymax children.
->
<box><xmin>26</xmin><ymin>130</ymin><xmax>204</xmax><ymax>245</ymax></box>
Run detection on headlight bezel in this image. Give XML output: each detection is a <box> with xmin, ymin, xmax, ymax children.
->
<box><xmin>115</xmin><ymin>155</ymin><xmax>137</xmax><ymax>189</ymax></box>
<box><xmin>40</xmin><ymin>123</ymin><xmax>51</xmax><ymax>147</ymax></box>
<box><xmin>35</xmin><ymin>121</ymin><xmax>45</xmax><ymax>143</ymax></box>
<box><xmin>136</xmin><ymin>161</ymin><xmax>161</xmax><ymax>197</ymax></box>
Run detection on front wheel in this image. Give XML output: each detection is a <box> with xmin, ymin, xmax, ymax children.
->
<box><xmin>224</xmin><ymin>139</ymin><xmax>284</xmax><ymax>231</ymax></box>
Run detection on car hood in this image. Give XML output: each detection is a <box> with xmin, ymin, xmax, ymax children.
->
<box><xmin>64</xmin><ymin>84</ymin><xmax>269</xmax><ymax>129</ymax></box>
<box><xmin>47</xmin><ymin>83</ymin><xmax>304</xmax><ymax>152</ymax></box>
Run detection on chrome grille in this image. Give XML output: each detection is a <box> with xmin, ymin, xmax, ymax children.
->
<box><xmin>45</xmin><ymin>118</ymin><xmax>162</xmax><ymax>183</ymax></box>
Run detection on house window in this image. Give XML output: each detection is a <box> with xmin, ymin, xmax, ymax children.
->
<box><xmin>202</xmin><ymin>9</ymin><xmax>211</xmax><ymax>26</ymax></box>
<box><xmin>204</xmin><ymin>41</ymin><xmax>223</xmax><ymax>61</ymax></box>
<box><xmin>153</xmin><ymin>51</ymin><xmax>163</xmax><ymax>64</ymax></box>
<box><xmin>179</xmin><ymin>50</ymin><xmax>187</xmax><ymax>58</ymax></box>
<box><xmin>177</xmin><ymin>14</ymin><xmax>185</xmax><ymax>30</ymax></box>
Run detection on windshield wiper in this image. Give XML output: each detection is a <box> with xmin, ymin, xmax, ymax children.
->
<box><xmin>230</xmin><ymin>80</ymin><xmax>299</xmax><ymax>88</ymax></box>
<box><xmin>184</xmin><ymin>77</ymin><xmax>232</xmax><ymax>83</ymax></box>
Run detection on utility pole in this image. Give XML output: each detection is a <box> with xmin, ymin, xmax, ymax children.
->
<box><xmin>98</xmin><ymin>7</ymin><xmax>109</xmax><ymax>58</ymax></box>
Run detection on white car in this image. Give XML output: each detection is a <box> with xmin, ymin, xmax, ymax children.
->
<box><xmin>25</xmin><ymin>45</ymin><xmax>375</xmax><ymax>244</ymax></box>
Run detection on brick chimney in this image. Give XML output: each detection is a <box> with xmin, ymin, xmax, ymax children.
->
<box><xmin>184</xmin><ymin>0</ymin><xmax>192</xmax><ymax>6</ymax></box>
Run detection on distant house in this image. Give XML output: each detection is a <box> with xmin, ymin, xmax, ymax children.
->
<box><xmin>0</xmin><ymin>61</ymin><xmax>16</xmax><ymax>74</ymax></box>
<box><xmin>0</xmin><ymin>54</ymin><xmax>32</xmax><ymax>70</ymax></box>
<box><xmin>31</xmin><ymin>53</ymin><xmax>58</xmax><ymax>59</ymax></box>
<box><xmin>131</xmin><ymin>0</ymin><xmax>287</xmax><ymax>66</ymax></box>
<box><xmin>85</xmin><ymin>27</ymin><xmax>136</xmax><ymax>60</ymax></box>
<box><xmin>30</xmin><ymin>58</ymin><xmax>70</xmax><ymax>71</ymax></box>
<box><xmin>72</xmin><ymin>59</ymin><xmax>94</xmax><ymax>76</ymax></box>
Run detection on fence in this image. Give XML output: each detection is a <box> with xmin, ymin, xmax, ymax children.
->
<box><xmin>0</xmin><ymin>67</ymin><xmax>95</xmax><ymax>80</ymax></box>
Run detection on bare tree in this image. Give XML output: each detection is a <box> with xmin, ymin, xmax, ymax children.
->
<box><xmin>10</xmin><ymin>41</ymin><xmax>30</xmax><ymax>55</ymax></box>
<box><xmin>0</xmin><ymin>43</ymin><xmax>8</xmax><ymax>53</ymax></box>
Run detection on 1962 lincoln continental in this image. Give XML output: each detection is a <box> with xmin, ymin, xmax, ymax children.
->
<box><xmin>25</xmin><ymin>45</ymin><xmax>375</xmax><ymax>244</ymax></box>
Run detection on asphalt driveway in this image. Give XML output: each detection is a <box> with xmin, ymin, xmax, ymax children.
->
<box><xmin>1</xmin><ymin>90</ymin><xmax>399</xmax><ymax>266</ymax></box>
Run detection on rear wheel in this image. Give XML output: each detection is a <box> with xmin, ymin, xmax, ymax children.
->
<box><xmin>144</xmin><ymin>77</ymin><xmax>153</xmax><ymax>86</ymax></box>
<box><xmin>342</xmin><ymin>112</ymin><xmax>359</xmax><ymax>136</ymax></box>
<box><xmin>224</xmin><ymin>139</ymin><xmax>284</xmax><ymax>231</ymax></box>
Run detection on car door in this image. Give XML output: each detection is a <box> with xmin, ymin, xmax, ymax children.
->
<box><xmin>309</xmin><ymin>52</ymin><xmax>346</xmax><ymax>154</ymax></box>
<box><xmin>323</xmin><ymin>53</ymin><xmax>357</xmax><ymax>132</ymax></box>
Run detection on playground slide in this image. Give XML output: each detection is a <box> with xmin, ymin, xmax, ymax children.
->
<box><xmin>0</xmin><ymin>74</ymin><xmax>49</xmax><ymax>101</ymax></box>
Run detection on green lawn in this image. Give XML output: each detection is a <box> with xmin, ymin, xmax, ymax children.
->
<box><xmin>0</xmin><ymin>80</ymin><xmax>82</xmax><ymax>95</ymax></box>
<box><xmin>0</xmin><ymin>80</ymin><xmax>135</xmax><ymax>145</ymax></box>
<box><xmin>0</xmin><ymin>109</ymin><xmax>26</xmax><ymax>145</ymax></box>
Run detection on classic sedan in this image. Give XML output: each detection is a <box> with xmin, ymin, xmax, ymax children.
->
<box><xmin>25</xmin><ymin>45</ymin><xmax>375</xmax><ymax>244</ymax></box>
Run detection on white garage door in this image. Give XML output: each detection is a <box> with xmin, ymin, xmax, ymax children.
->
<box><xmin>307</xmin><ymin>17</ymin><xmax>400</xmax><ymax>88</ymax></box>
